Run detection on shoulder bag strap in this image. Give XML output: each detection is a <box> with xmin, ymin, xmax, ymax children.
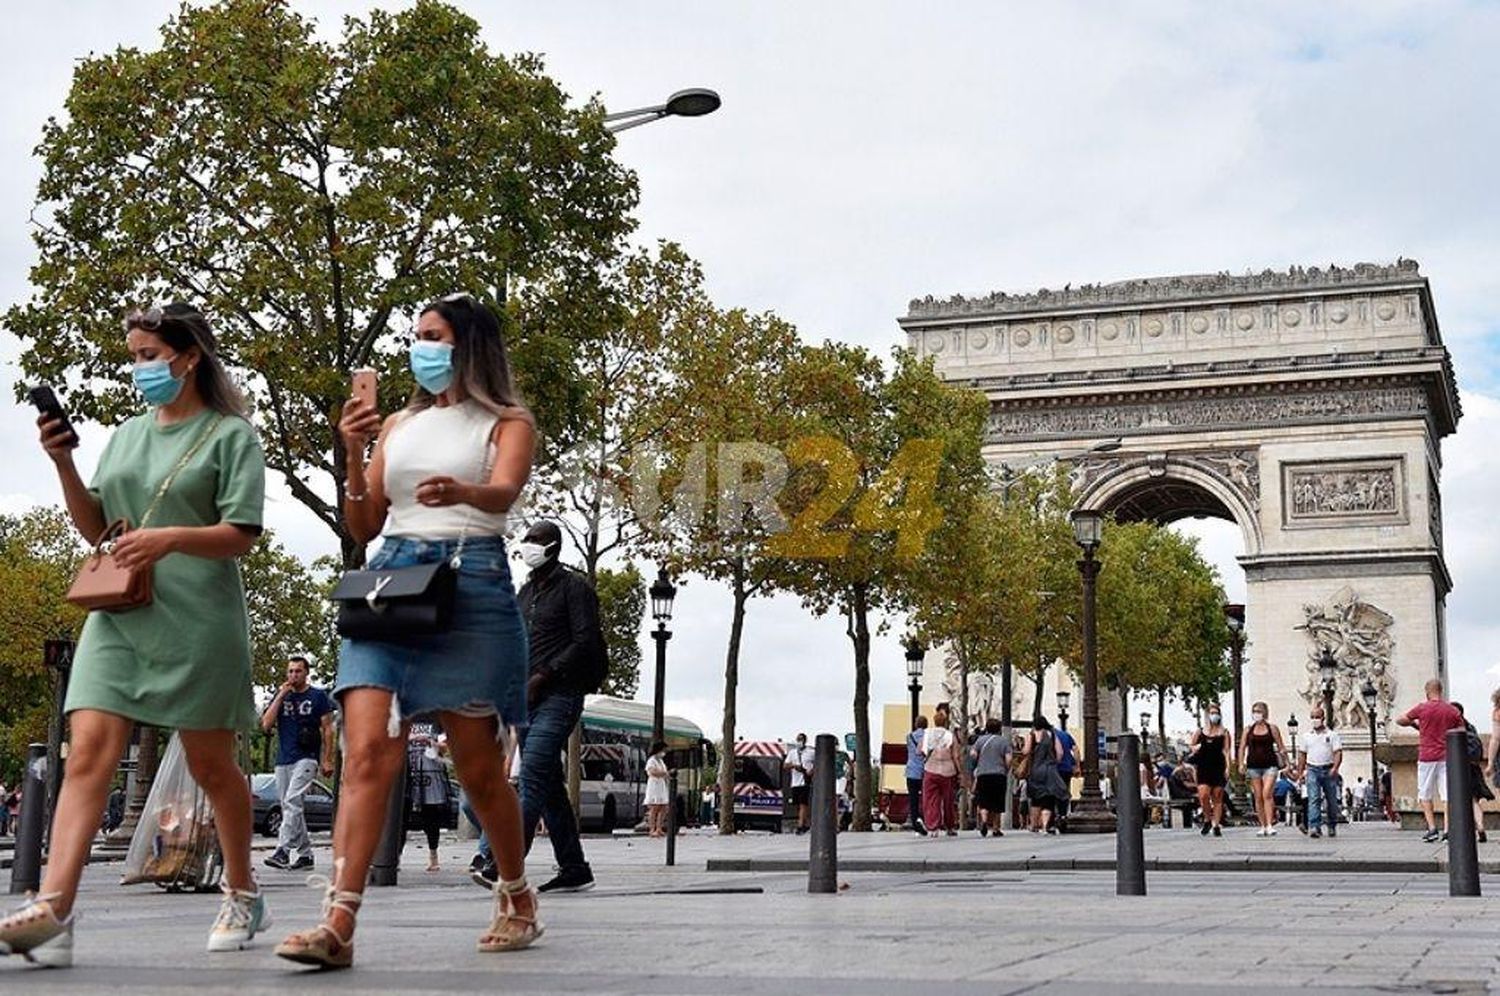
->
<box><xmin>138</xmin><ymin>415</ymin><xmax>226</xmax><ymax>530</ymax></box>
<box><xmin>448</xmin><ymin>415</ymin><xmax>502</xmax><ymax>568</ymax></box>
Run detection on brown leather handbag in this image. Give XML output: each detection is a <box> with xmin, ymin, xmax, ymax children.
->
<box><xmin>67</xmin><ymin>519</ymin><xmax>154</xmax><ymax>611</ymax></box>
<box><xmin>66</xmin><ymin>415</ymin><xmax>224</xmax><ymax>614</ymax></box>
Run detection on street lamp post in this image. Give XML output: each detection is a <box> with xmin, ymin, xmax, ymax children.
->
<box><xmin>1317</xmin><ymin>650</ymin><xmax>1338</xmax><ymax>726</ymax></box>
<box><xmin>1056</xmin><ymin>690</ymin><xmax>1071</xmax><ymax>733</ymax></box>
<box><xmin>1223</xmin><ymin>605</ymin><xmax>1246</xmax><ymax>745</ymax></box>
<box><xmin>1068</xmin><ymin>508</ymin><xmax>1114</xmax><ymax>833</ymax></box>
<box><xmin>1286</xmin><ymin>713</ymin><xmax>1300</xmax><ymax>764</ymax></box>
<box><xmin>1361</xmin><ymin>679</ymin><xmax>1380</xmax><ymax>810</ymax></box>
<box><xmin>1139</xmin><ymin>711</ymin><xmax>1152</xmax><ymax>753</ymax></box>
<box><xmin>604</xmin><ymin>88</ymin><xmax>722</xmax><ymax>133</ymax></box>
<box><xmin>904</xmin><ymin>639</ymin><xmax>926</xmax><ymax>732</ymax></box>
<box><xmin>649</xmin><ymin>568</ymin><xmax>677</xmax><ymax>745</ymax></box>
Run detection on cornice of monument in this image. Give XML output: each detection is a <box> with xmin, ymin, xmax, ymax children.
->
<box><xmin>902</xmin><ymin>258</ymin><xmax>1426</xmax><ymax>323</ymax></box>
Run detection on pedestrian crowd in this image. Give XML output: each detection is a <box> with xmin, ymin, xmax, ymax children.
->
<box><xmin>0</xmin><ymin>295</ymin><xmax>609</xmax><ymax>971</ymax></box>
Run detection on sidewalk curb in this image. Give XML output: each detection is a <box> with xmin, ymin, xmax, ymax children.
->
<box><xmin>704</xmin><ymin>857</ymin><xmax>1470</xmax><ymax>874</ymax></box>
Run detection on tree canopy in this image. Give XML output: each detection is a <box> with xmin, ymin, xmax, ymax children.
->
<box><xmin>8</xmin><ymin>0</ymin><xmax>638</xmax><ymax>563</ymax></box>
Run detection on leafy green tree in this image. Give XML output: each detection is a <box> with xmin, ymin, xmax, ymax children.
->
<box><xmin>635</xmin><ymin>306</ymin><xmax>806</xmax><ymax>834</ymax></box>
<box><xmin>594</xmin><ymin>564</ymin><xmax>645</xmax><ymax>699</ymax></box>
<box><xmin>7</xmin><ymin>0</ymin><xmax>637</xmax><ymax>565</ymax></box>
<box><xmin>778</xmin><ymin>347</ymin><xmax>989</xmax><ymax>830</ymax></box>
<box><xmin>0</xmin><ymin>508</ymin><xmax>85</xmax><ymax>779</ymax></box>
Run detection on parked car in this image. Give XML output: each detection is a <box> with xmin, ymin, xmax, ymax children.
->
<box><xmin>250</xmin><ymin>773</ymin><xmax>334</xmax><ymax>838</ymax></box>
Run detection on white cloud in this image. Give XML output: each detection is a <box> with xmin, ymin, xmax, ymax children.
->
<box><xmin>2</xmin><ymin>1</ymin><xmax>1498</xmax><ymax>742</ymax></box>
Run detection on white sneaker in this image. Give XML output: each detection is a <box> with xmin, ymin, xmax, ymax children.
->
<box><xmin>0</xmin><ymin>893</ymin><xmax>72</xmax><ymax>967</ymax></box>
<box><xmin>1255</xmin><ymin>827</ymin><xmax>1267</xmax><ymax>837</ymax></box>
<box><xmin>207</xmin><ymin>885</ymin><xmax>271</xmax><ymax>952</ymax></box>
<box><xmin>1267</xmin><ymin>826</ymin><xmax>1278</xmax><ymax>836</ymax></box>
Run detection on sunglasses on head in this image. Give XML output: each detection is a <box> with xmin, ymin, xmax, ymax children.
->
<box><xmin>122</xmin><ymin>306</ymin><xmax>166</xmax><ymax>333</ymax></box>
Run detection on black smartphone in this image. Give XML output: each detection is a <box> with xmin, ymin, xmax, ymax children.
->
<box><xmin>28</xmin><ymin>385</ymin><xmax>79</xmax><ymax>447</ymax></box>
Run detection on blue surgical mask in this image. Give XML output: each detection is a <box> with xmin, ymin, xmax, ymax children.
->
<box><xmin>410</xmin><ymin>340</ymin><xmax>455</xmax><ymax>395</ymax></box>
<box><xmin>132</xmin><ymin>356</ymin><xmax>186</xmax><ymax>406</ymax></box>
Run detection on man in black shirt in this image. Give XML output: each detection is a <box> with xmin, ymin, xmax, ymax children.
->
<box><xmin>476</xmin><ymin>521</ymin><xmax>606</xmax><ymax>893</ymax></box>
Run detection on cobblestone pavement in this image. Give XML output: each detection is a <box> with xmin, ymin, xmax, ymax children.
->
<box><xmin>2</xmin><ymin>822</ymin><xmax>1497</xmax><ymax>994</ymax></box>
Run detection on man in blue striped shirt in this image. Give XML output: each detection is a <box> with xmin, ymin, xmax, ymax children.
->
<box><xmin>906</xmin><ymin>716</ymin><xmax>928</xmax><ymax>835</ymax></box>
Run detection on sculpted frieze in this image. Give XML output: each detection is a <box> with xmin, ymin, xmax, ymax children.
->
<box><xmin>987</xmin><ymin>384</ymin><xmax>1427</xmax><ymax>442</ymax></box>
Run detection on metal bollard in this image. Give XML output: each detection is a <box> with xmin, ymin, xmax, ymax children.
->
<box><xmin>1445</xmin><ymin>729</ymin><xmax>1480</xmax><ymax>897</ymax></box>
<box><xmin>369</xmin><ymin>763</ymin><xmax>408</xmax><ymax>887</ymax></box>
<box><xmin>9</xmin><ymin>745</ymin><xmax>48</xmax><ymax>895</ymax></box>
<box><xmin>666</xmin><ymin>771</ymin><xmax>679</xmax><ymax>867</ymax></box>
<box><xmin>1116</xmin><ymin>733</ymin><xmax>1146</xmax><ymax>896</ymax></box>
<box><xmin>807</xmin><ymin>734</ymin><xmax>837</xmax><ymax>894</ymax></box>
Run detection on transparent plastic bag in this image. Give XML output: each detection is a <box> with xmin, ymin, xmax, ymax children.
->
<box><xmin>120</xmin><ymin>733</ymin><xmax>222</xmax><ymax>891</ymax></box>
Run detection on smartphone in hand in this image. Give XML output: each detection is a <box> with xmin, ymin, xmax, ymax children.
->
<box><xmin>351</xmin><ymin>368</ymin><xmax>377</xmax><ymax>410</ymax></box>
<box><xmin>28</xmin><ymin>385</ymin><xmax>79</xmax><ymax>447</ymax></box>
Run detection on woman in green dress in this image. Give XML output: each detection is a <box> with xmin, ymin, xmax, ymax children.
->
<box><xmin>0</xmin><ymin>303</ymin><xmax>269</xmax><ymax>967</ymax></box>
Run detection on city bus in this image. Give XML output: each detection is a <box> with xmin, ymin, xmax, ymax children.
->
<box><xmin>577</xmin><ymin>696</ymin><xmax>707</xmax><ymax>832</ymax></box>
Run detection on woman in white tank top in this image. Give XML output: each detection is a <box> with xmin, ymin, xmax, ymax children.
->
<box><xmin>276</xmin><ymin>294</ymin><xmax>540</xmax><ymax>968</ymax></box>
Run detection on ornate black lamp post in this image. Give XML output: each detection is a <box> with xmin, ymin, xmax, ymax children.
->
<box><xmin>1223</xmin><ymin>604</ymin><xmax>1246</xmax><ymax>743</ymax></box>
<box><xmin>1140</xmin><ymin>711</ymin><xmax>1152</xmax><ymax>753</ymax></box>
<box><xmin>1361</xmin><ymin>679</ymin><xmax>1380</xmax><ymax>809</ymax></box>
<box><xmin>1286</xmin><ymin>713</ymin><xmax>1300</xmax><ymax>762</ymax></box>
<box><xmin>904</xmin><ymin>639</ymin><xmax>926</xmax><ymax>732</ymax></box>
<box><xmin>1056</xmin><ymin>690</ymin><xmax>1071</xmax><ymax>733</ymax></box>
<box><xmin>1068</xmin><ymin>508</ymin><xmax>1114</xmax><ymax>833</ymax></box>
<box><xmin>649</xmin><ymin>568</ymin><xmax>677</xmax><ymax>744</ymax></box>
<box><xmin>1317</xmin><ymin>649</ymin><xmax>1338</xmax><ymax>726</ymax></box>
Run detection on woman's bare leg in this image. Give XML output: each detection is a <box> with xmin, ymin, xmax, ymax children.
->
<box><xmin>38</xmin><ymin>710</ymin><xmax>132</xmax><ymax>918</ymax></box>
<box><xmin>325</xmin><ymin>689</ymin><xmax>408</xmax><ymax>938</ymax></box>
<box><xmin>439</xmin><ymin>712</ymin><xmax>535</xmax><ymax>920</ymax></box>
<box><xmin>178</xmin><ymin>729</ymin><xmax>255</xmax><ymax>893</ymax></box>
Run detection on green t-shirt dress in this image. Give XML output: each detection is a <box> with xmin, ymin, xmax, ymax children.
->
<box><xmin>65</xmin><ymin>408</ymin><xmax>265</xmax><ymax>731</ymax></box>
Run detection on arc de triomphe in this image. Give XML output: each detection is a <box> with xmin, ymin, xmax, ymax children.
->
<box><xmin>900</xmin><ymin>260</ymin><xmax>1460</xmax><ymax>749</ymax></box>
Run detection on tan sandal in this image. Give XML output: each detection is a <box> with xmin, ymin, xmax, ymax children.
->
<box><xmin>477</xmin><ymin>877</ymin><xmax>543</xmax><ymax>953</ymax></box>
<box><xmin>274</xmin><ymin>860</ymin><xmax>362</xmax><ymax>970</ymax></box>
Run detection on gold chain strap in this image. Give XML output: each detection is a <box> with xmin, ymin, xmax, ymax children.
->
<box><xmin>138</xmin><ymin>414</ymin><xmax>225</xmax><ymax>530</ymax></box>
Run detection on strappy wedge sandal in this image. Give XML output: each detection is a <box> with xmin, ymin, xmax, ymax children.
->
<box><xmin>477</xmin><ymin>877</ymin><xmax>543</xmax><ymax>953</ymax></box>
<box><xmin>274</xmin><ymin>862</ymin><xmax>362</xmax><ymax>970</ymax></box>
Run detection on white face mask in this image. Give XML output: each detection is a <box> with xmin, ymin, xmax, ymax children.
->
<box><xmin>1312</xmin><ymin>718</ymin><xmax>1326</xmax><ymax>730</ymax></box>
<box><xmin>1252</xmin><ymin>712</ymin><xmax>1266</xmax><ymax>722</ymax></box>
<box><xmin>1208</xmin><ymin>713</ymin><xmax>1221</xmax><ymax>725</ymax></box>
<box><xmin>518</xmin><ymin>541</ymin><xmax>552</xmax><ymax>568</ymax></box>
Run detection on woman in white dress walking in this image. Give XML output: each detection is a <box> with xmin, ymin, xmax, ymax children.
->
<box><xmin>644</xmin><ymin>742</ymin><xmax>671</xmax><ymax>838</ymax></box>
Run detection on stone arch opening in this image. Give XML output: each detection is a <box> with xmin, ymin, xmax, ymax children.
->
<box><xmin>1075</xmin><ymin>458</ymin><xmax>1264</xmax><ymax>557</ymax></box>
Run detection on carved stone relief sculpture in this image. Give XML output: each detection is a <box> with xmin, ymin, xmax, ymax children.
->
<box><xmin>1295</xmin><ymin>586</ymin><xmax>1395</xmax><ymax>732</ymax></box>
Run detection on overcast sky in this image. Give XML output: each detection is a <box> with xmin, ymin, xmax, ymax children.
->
<box><xmin>2</xmin><ymin>2</ymin><xmax>1498</xmax><ymax>745</ymax></box>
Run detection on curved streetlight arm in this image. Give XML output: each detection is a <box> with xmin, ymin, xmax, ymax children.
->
<box><xmin>604</xmin><ymin>110</ymin><xmax>669</xmax><ymax>134</ymax></box>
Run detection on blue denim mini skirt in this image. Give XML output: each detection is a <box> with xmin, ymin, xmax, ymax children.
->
<box><xmin>334</xmin><ymin>535</ymin><xmax>528</xmax><ymax>731</ymax></box>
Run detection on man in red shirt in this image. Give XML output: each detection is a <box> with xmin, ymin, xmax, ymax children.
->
<box><xmin>1396</xmin><ymin>678</ymin><xmax>1465</xmax><ymax>842</ymax></box>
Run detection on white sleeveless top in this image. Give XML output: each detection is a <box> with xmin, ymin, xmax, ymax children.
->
<box><xmin>383</xmin><ymin>400</ymin><xmax>508</xmax><ymax>539</ymax></box>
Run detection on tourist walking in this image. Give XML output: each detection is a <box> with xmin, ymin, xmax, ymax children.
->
<box><xmin>1188</xmin><ymin>704</ymin><xmax>1232</xmax><ymax>836</ymax></box>
<box><xmin>644</xmin><ymin>741</ymin><xmax>671</xmax><ymax>838</ymax></box>
<box><xmin>785</xmin><ymin>734</ymin><xmax>815</xmax><ymax>835</ymax></box>
<box><xmin>1296</xmin><ymin>706</ymin><xmax>1342</xmax><ymax>838</ymax></box>
<box><xmin>491</xmin><ymin>518</ymin><xmax>609</xmax><ymax>894</ymax></box>
<box><xmin>276</xmin><ymin>293</ymin><xmax>540</xmax><ymax>968</ymax></box>
<box><xmin>1025</xmin><ymin>717</ymin><xmax>1068</xmax><ymax>834</ymax></box>
<box><xmin>2</xmin><ymin>303</ymin><xmax>268</xmax><ymax>967</ymax></box>
<box><xmin>970</xmin><ymin>718</ymin><xmax>1010</xmax><ymax>837</ymax></box>
<box><xmin>407</xmin><ymin>726</ymin><xmax>453</xmax><ymax>872</ymax></box>
<box><xmin>1054</xmin><ymin>720</ymin><xmax>1078</xmax><ymax>829</ymax></box>
<box><xmin>1453</xmin><ymin>703</ymin><xmax>1492</xmax><ymax>843</ymax></box>
<box><xmin>1237</xmin><ymin>702</ymin><xmax>1288</xmax><ymax>836</ymax></box>
<box><xmin>259</xmin><ymin>655</ymin><xmax>335</xmax><ymax>871</ymax></box>
<box><xmin>1395</xmin><ymin>678</ymin><xmax>1465</xmax><ymax>843</ymax></box>
<box><xmin>0</xmin><ymin>781</ymin><xmax>9</xmax><ymax>838</ymax></box>
<box><xmin>905</xmin><ymin>715</ymin><xmax>928</xmax><ymax>835</ymax></box>
<box><xmin>921</xmin><ymin>704</ymin><xmax>963</xmax><ymax>836</ymax></box>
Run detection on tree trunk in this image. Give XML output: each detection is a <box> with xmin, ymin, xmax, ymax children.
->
<box><xmin>716</xmin><ymin>564</ymin><xmax>749</xmax><ymax>835</ymax></box>
<box><xmin>1157</xmin><ymin>688</ymin><xmax>1167</xmax><ymax>747</ymax></box>
<box><xmin>848</xmin><ymin>582</ymin><xmax>873</xmax><ymax>832</ymax></box>
<box><xmin>955</xmin><ymin>641</ymin><xmax>970</xmax><ymax>829</ymax></box>
<box><xmin>1031</xmin><ymin>658</ymin><xmax>1049</xmax><ymax>721</ymax></box>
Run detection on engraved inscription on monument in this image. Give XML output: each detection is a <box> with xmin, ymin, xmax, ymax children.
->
<box><xmin>1282</xmin><ymin>458</ymin><xmax>1405</xmax><ymax>526</ymax></box>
